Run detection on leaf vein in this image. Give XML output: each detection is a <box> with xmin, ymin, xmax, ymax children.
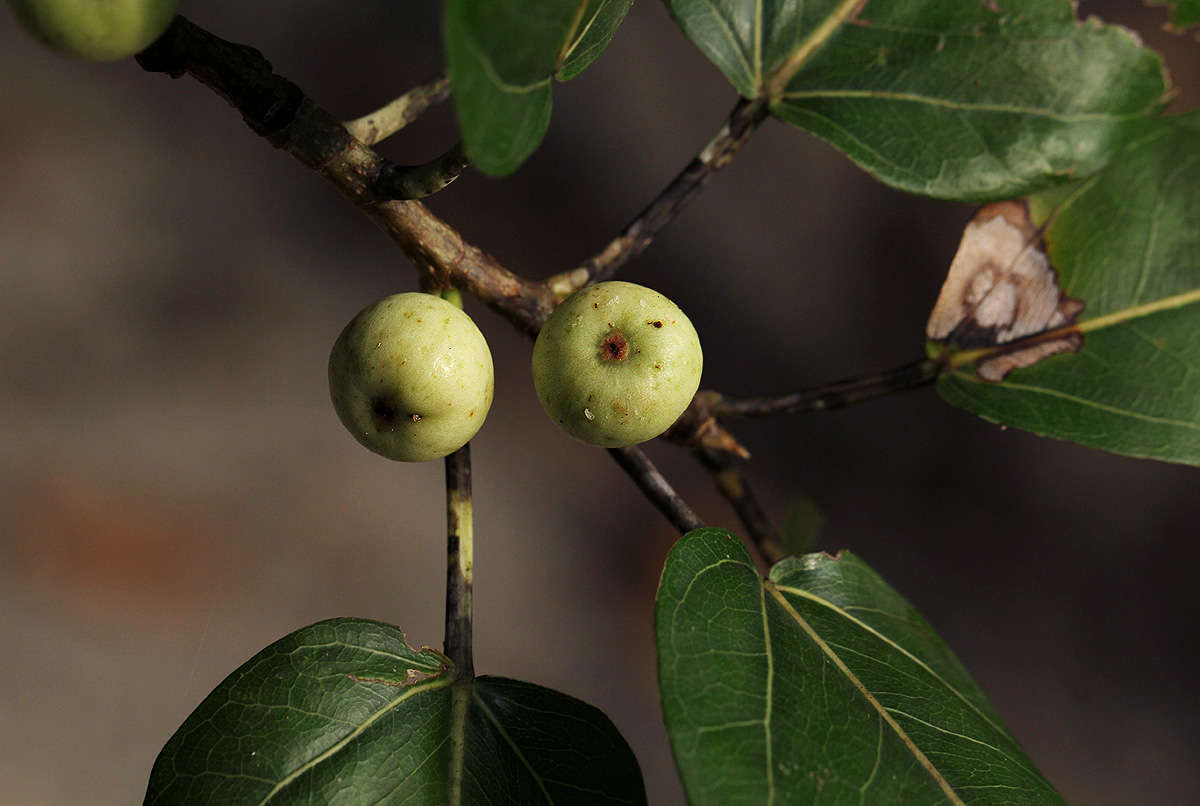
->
<box><xmin>772</xmin><ymin>585</ymin><xmax>1007</xmax><ymax>736</ymax></box>
<box><xmin>952</xmin><ymin>374</ymin><xmax>1200</xmax><ymax>431</ymax></box>
<box><xmin>884</xmin><ymin>708</ymin><xmax>1014</xmax><ymax>758</ymax></box>
<box><xmin>472</xmin><ymin>689</ymin><xmax>557</xmax><ymax>804</ymax></box>
<box><xmin>779</xmin><ymin>89</ymin><xmax>1145</xmax><ymax>122</ymax></box>
<box><xmin>257</xmin><ymin>676</ymin><xmax>452</xmax><ymax>804</ymax></box>
<box><xmin>760</xmin><ymin>579</ymin><xmax>775</xmax><ymax>805</ymax></box>
<box><xmin>695</xmin><ymin>0</ymin><xmax>756</xmax><ymax>90</ymax></box>
<box><xmin>764</xmin><ymin>583</ymin><xmax>966</xmax><ymax>805</ymax></box>
<box><xmin>463</xmin><ymin>34</ymin><xmax>552</xmax><ymax>95</ymax></box>
<box><xmin>1132</xmin><ymin>152</ymin><xmax>1200</xmax><ymax>304</ymax></box>
<box><xmin>558</xmin><ymin>1</ymin><xmax>606</xmax><ymax>68</ymax></box>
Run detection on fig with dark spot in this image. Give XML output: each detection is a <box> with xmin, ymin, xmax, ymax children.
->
<box><xmin>329</xmin><ymin>293</ymin><xmax>493</xmax><ymax>462</ymax></box>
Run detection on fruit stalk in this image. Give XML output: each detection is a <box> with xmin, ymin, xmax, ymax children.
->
<box><xmin>135</xmin><ymin>15</ymin><xmax>948</xmax><ymax>548</ymax></box>
<box><xmin>694</xmin><ymin>448</ymin><xmax>785</xmax><ymax>564</ymax></box>
<box><xmin>607</xmin><ymin>446</ymin><xmax>704</xmax><ymax>534</ymax></box>
<box><xmin>443</xmin><ymin>443</ymin><xmax>474</xmax><ymax>679</ymax></box>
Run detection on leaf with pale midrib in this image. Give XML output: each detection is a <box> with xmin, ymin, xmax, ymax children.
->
<box><xmin>937</xmin><ymin>111</ymin><xmax>1200</xmax><ymax>466</ymax></box>
<box><xmin>657</xmin><ymin>528</ymin><xmax>1064</xmax><ymax>805</ymax></box>
<box><xmin>144</xmin><ymin>618</ymin><xmax>645</xmax><ymax>805</ymax></box>
<box><xmin>662</xmin><ymin>0</ymin><xmax>1167</xmax><ymax>199</ymax></box>
<box><xmin>445</xmin><ymin>0</ymin><xmax>632</xmax><ymax>176</ymax></box>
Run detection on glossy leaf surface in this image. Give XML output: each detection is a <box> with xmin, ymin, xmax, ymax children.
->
<box><xmin>937</xmin><ymin>112</ymin><xmax>1200</xmax><ymax>465</ymax></box>
<box><xmin>663</xmin><ymin>0</ymin><xmax>1167</xmax><ymax>199</ymax></box>
<box><xmin>145</xmin><ymin>618</ymin><xmax>644</xmax><ymax>804</ymax></box>
<box><xmin>445</xmin><ymin>0</ymin><xmax>631</xmax><ymax>175</ymax></box>
<box><xmin>657</xmin><ymin>528</ymin><xmax>1063</xmax><ymax>805</ymax></box>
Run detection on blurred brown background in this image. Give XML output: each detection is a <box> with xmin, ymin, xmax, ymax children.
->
<box><xmin>2</xmin><ymin>2</ymin><xmax>1198</xmax><ymax>804</ymax></box>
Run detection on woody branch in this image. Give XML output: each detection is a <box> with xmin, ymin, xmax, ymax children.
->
<box><xmin>134</xmin><ymin>16</ymin><xmax>935</xmax><ymax>550</ymax></box>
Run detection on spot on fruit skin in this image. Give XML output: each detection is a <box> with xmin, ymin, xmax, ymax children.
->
<box><xmin>530</xmin><ymin>280</ymin><xmax>702</xmax><ymax>448</ymax></box>
<box><xmin>371</xmin><ymin>397</ymin><xmax>399</xmax><ymax>430</ymax></box>
<box><xmin>331</xmin><ymin>292</ymin><xmax>494</xmax><ymax>462</ymax></box>
<box><xmin>599</xmin><ymin>330</ymin><xmax>629</xmax><ymax>362</ymax></box>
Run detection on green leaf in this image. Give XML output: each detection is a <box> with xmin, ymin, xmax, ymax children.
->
<box><xmin>656</xmin><ymin>528</ymin><xmax>1063</xmax><ymax>805</ymax></box>
<box><xmin>145</xmin><ymin>618</ymin><xmax>645</xmax><ymax>805</ymax></box>
<box><xmin>558</xmin><ymin>0</ymin><xmax>635</xmax><ymax>80</ymax></box>
<box><xmin>1149</xmin><ymin>0</ymin><xmax>1200</xmax><ymax>32</ymax></box>
<box><xmin>445</xmin><ymin>0</ymin><xmax>632</xmax><ymax>176</ymax></box>
<box><xmin>936</xmin><ymin>112</ymin><xmax>1200</xmax><ymax>466</ymax></box>
<box><xmin>662</xmin><ymin>0</ymin><xmax>1167</xmax><ymax>199</ymax></box>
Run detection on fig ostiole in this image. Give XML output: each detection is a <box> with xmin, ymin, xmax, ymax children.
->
<box><xmin>532</xmin><ymin>281</ymin><xmax>703</xmax><ymax>447</ymax></box>
<box><xmin>329</xmin><ymin>292</ymin><xmax>494</xmax><ymax>463</ymax></box>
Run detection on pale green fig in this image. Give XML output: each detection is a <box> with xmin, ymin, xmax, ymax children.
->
<box><xmin>8</xmin><ymin>0</ymin><xmax>178</xmax><ymax>61</ymax></box>
<box><xmin>329</xmin><ymin>293</ymin><xmax>494</xmax><ymax>462</ymax></box>
<box><xmin>532</xmin><ymin>281</ymin><xmax>703</xmax><ymax>447</ymax></box>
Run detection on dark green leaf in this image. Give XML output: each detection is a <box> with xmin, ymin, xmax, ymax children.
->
<box><xmin>465</xmin><ymin>677</ymin><xmax>645</xmax><ymax>805</ymax></box>
<box><xmin>445</xmin><ymin>0</ymin><xmax>632</xmax><ymax>176</ymax></box>
<box><xmin>663</xmin><ymin>0</ymin><xmax>1167</xmax><ymax>199</ymax></box>
<box><xmin>936</xmin><ymin>112</ymin><xmax>1200</xmax><ymax>465</ymax></box>
<box><xmin>559</xmin><ymin>0</ymin><xmax>633</xmax><ymax>80</ymax></box>
<box><xmin>657</xmin><ymin>528</ymin><xmax>1063</xmax><ymax>805</ymax></box>
<box><xmin>1150</xmin><ymin>0</ymin><xmax>1200</xmax><ymax>31</ymax></box>
<box><xmin>660</xmin><ymin>0</ymin><xmax>813</xmax><ymax>99</ymax></box>
<box><xmin>145</xmin><ymin>618</ymin><xmax>645</xmax><ymax>805</ymax></box>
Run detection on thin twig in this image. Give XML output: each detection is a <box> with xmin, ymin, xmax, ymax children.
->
<box><xmin>546</xmin><ymin>96</ymin><xmax>770</xmax><ymax>298</ymax></box>
<box><xmin>376</xmin><ymin>202</ymin><xmax>553</xmax><ymax>337</ymax></box>
<box><xmin>444</xmin><ymin>444</ymin><xmax>474</xmax><ymax>679</ymax></box>
<box><xmin>694</xmin><ymin>447</ymin><xmax>786</xmax><ymax>565</ymax></box>
<box><xmin>712</xmin><ymin>358</ymin><xmax>942</xmax><ymax>418</ymax></box>
<box><xmin>607</xmin><ymin>446</ymin><xmax>704</xmax><ymax>534</ymax></box>
<box><xmin>136</xmin><ymin>16</ymin><xmax>556</xmax><ymax>336</ymax></box>
<box><xmin>442</xmin><ymin>291</ymin><xmax>473</xmax><ymax>806</ymax></box>
<box><xmin>663</xmin><ymin>389</ymin><xmax>751</xmax><ymax>460</ymax></box>
<box><xmin>135</xmin><ymin>15</ymin><xmax>714</xmax><ymax>550</ymax></box>
<box><xmin>344</xmin><ymin>75</ymin><xmax>452</xmax><ymax>146</ymax></box>
<box><xmin>137</xmin><ymin>16</ymin><xmax>935</xmax><ymax>569</ymax></box>
<box><xmin>667</xmin><ymin>361</ymin><xmax>943</xmax><ymax>562</ymax></box>
<box><xmin>375</xmin><ymin>141</ymin><xmax>469</xmax><ymax>201</ymax></box>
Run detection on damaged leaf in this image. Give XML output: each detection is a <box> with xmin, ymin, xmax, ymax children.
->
<box><xmin>145</xmin><ymin>618</ymin><xmax>645</xmax><ymax>804</ymax></box>
<box><xmin>663</xmin><ymin>0</ymin><xmax>1167</xmax><ymax>199</ymax></box>
<box><xmin>935</xmin><ymin>111</ymin><xmax>1200</xmax><ymax>466</ymax></box>
<box><xmin>657</xmin><ymin>528</ymin><xmax>1064</xmax><ymax>805</ymax></box>
<box><xmin>926</xmin><ymin>201</ymin><xmax>1084</xmax><ymax>382</ymax></box>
